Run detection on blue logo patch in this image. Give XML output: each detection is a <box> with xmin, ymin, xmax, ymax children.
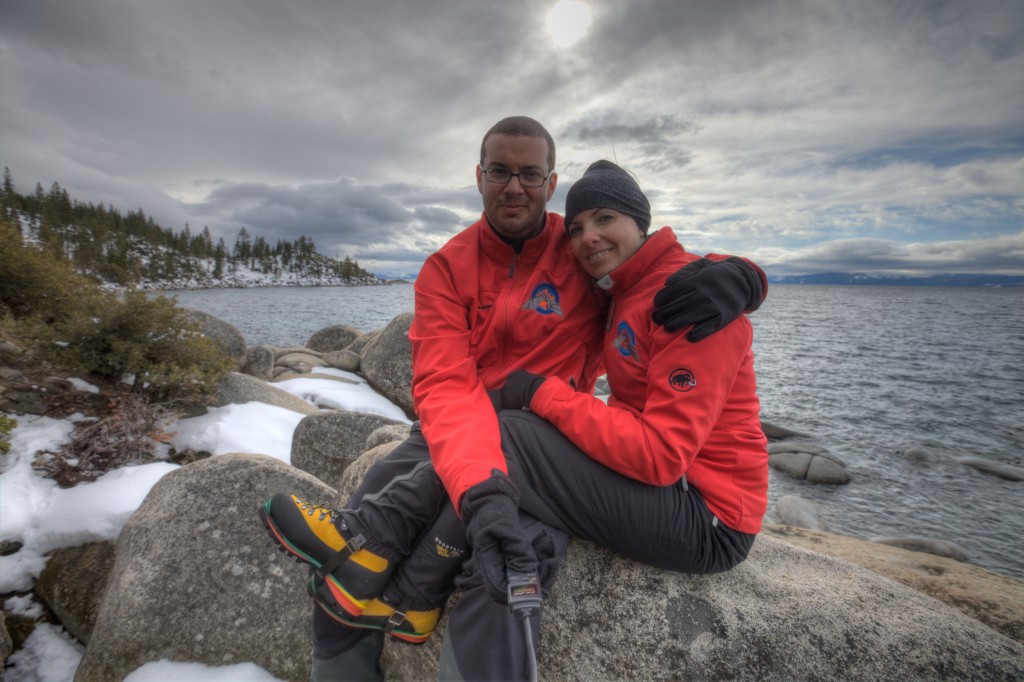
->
<box><xmin>613</xmin><ymin>321</ymin><xmax>641</xmax><ymax>363</ymax></box>
<box><xmin>521</xmin><ymin>283</ymin><xmax>563</xmax><ymax>317</ymax></box>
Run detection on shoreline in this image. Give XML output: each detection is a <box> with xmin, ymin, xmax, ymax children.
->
<box><xmin>763</xmin><ymin>523</ymin><xmax>1023</xmax><ymax>642</ymax></box>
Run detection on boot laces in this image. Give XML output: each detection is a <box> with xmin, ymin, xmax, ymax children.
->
<box><xmin>298</xmin><ymin>498</ymin><xmax>339</xmax><ymax>523</ymax></box>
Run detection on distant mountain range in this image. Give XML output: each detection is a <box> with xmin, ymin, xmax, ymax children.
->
<box><xmin>767</xmin><ymin>272</ymin><xmax>1023</xmax><ymax>287</ymax></box>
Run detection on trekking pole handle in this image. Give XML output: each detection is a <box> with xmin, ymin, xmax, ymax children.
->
<box><xmin>506</xmin><ymin>569</ymin><xmax>542</xmax><ymax>617</ymax></box>
<box><xmin>507</xmin><ymin>568</ymin><xmax>542</xmax><ymax>682</ymax></box>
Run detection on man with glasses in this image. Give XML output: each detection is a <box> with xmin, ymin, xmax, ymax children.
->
<box><xmin>260</xmin><ymin>116</ymin><xmax>766</xmax><ymax>680</ymax></box>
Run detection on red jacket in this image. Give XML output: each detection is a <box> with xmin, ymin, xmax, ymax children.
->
<box><xmin>529</xmin><ymin>227</ymin><xmax>769</xmax><ymax>534</ymax></box>
<box><xmin>410</xmin><ymin>213</ymin><xmax>605</xmax><ymax>507</ymax></box>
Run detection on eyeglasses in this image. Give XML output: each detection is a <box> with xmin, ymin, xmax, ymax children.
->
<box><xmin>481</xmin><ymin>167</ymin><xmax>551</xmax><ymax>188</ymax></box>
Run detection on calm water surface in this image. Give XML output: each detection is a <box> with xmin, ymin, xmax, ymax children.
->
<box><xmin>169</xmin><ymin>284</ymin><xmax>1024</xmax><ymax>578</ymax></box>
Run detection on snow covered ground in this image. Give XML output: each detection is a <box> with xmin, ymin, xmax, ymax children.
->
<box><xmin>1</xmin><ymin>370</ymin><xmax>410</xmax><ymax>681</ymax></box>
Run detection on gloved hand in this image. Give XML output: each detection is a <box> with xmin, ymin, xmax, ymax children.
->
<box><xmin>499</xmin><ymin>371</ymin><xmax>547</xmax><ymax>411</ymax></box>
<box><xmin>461</xmin><ymin>470</ymin><xmax>538</xmax><ymax>605</ymax></box>
<box><xmin>486</xmin><ymin>389</ymin><xmax>504</xmax><ymax>413</ymax></box>
<box><xmin>531</xmin><ymin>528</ymin><xmax>563</xmax><ymax>596</ymax></box>
<box><xmin>652</xmin><ymin>256</ymin><xmax>764</xmax><ymax>342</ymax></box>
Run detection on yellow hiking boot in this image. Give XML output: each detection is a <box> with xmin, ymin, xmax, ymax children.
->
<box><xmin>308</xmin><ymin>575</ymin><xmax>441</xmax><ymax>645</ymax></box>
<box><xmin>258</xmin><ymin>492</ymin><xmax>393</xmax><ymax>616</ymax></box>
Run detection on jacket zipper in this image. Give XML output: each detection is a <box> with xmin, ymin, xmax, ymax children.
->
<box><xmin>498</xmin><ymin>252</ymin><xmax>521</xmax><ymax>369</ymax></box>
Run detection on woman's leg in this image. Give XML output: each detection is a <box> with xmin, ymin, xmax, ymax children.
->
<box><xmin>497</xmin><ymin>409</ymin><xmax>754</xmax><ymax>573</ymax></box>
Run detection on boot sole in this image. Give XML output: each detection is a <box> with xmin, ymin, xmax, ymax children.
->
<box><xmin>308</xmin><ymin>577</ymin><xmax>434</xmax><ymax>645</ymax></box>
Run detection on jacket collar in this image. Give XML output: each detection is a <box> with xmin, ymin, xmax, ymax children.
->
<box><xmin>479</xmin><ymin>212</ymin><xmax>563</xmax><ymax>262</ymax></box>
<box><xmin>595</xmin><ymin>226</ymin><xmax>677</xmax><ymax>295</ymax></box>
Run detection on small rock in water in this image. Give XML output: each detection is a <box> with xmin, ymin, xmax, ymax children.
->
<box><xmin>767</xmin><ymin>441</ymin><xmax>828</xmax><ymax>455</ymax></box>
<box><xmin>806</xmin><ymin>456</ymin><xmax>850</xmax><ymax>485</ymax></box>
<box><xmin>774</xmin><ymin>495</ymin><xmax>827</xmax><ymax>531</ymax></box>
<box><xmin>871</xmin><ymin>536</ymin><xmax>970</xmax><ymax>562</ymax></box>
<box><xmin>901</xmin><ymin>446</ymin><xmax>939</xmax><ymax>463</ymax></box>
<box><xmin>760</xmin><ymin>421</ymin><xmax>811</xmax><ymax>440</ymax></box>
<box><xmin>768</xmin><ymin>441</ymin><xmax>850</xmax><ymax>485</ymax></box>
<box><xmin>956</xmin><ymin>458</ymin><xmax>1024</xmax><ymax>482</ymax></box>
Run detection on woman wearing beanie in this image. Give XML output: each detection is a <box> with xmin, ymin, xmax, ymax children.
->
<box><xmin>430</xmin><ymin>161</ymin><xmax>770</xmax><ymax>679</ymax></box>
<box><xmin>493</xmin><ymin>159</ymin><xmax>768</xmax><ymax>569</ymax></box>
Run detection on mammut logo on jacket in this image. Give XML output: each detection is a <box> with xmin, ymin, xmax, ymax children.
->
<box><xmin>613</xmin><ymin>321</ymin><xmax>641</xmax><ymax>363</ymax></box>
<box><xmin>669</xmin><ymin>368</ymin><xmax>697</xmax><ymax>392</ymax></box>
<box><xmin>521</xmin><ymin>283</ymin><xmax>563</xmax><ymax>317</ymax></box>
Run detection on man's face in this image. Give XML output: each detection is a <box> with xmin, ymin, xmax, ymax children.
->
<box><xmin>477</xmin><ymin>134</ymin><xmax>557</xmax><ymax>240</ymax></box>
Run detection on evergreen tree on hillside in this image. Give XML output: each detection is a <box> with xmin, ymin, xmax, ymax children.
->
<box><xmin>0</xmin><ymin>169</ymin><xmax>380</xmax><ymax>287</ymax></box>
<box><xmin>1</xmin><ymin>167</ymin><xmax>16</xmax><ymax>223</ymax></box>
<box><xmin>213</xmin><ymin>238</ymin><xmax>227</xmax><ymax>279</ymax></box>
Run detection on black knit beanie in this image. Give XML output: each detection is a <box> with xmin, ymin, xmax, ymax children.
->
<box><xmin>564</xmin><ymin>160</ymin><xmax>651</xmax><ymax>235</ymax></box>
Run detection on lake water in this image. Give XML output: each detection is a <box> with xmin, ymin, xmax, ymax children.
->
<box><xmin>167</xmin><ymin>283</ymin><xmax>1024</xmax><ymax>578</ymax></box>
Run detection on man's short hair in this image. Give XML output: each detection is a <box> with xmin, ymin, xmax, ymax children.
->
<box><xmin>480</xmin><ymin>116</ymin><xmax>556</xmax><ymax>171</ymax></box>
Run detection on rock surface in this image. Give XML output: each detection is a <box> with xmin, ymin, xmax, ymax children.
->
<box><xmin>290</xmin><ymin>410</ymin><xmax>406</xmax><ymax>487</ymax></box>
<box><xmin>358</xmin><ymin>313</ymin><xmax>414</xmax><ymax>419</ymax></box>
<box><xmin>214</xmin><ymin>371</ymin><xmax>319</xmax><ymax>415</ymax></box>
<box><xmin>0</xmin><ymin>611</ymin><xmax>11</xmax><ymax>673</ymax></box>
<box><xmin>34</xmin><ymin>541</ymin><xmax>116</xmax><ymax>644</ymax></box>
<box><xmin>73</xmin><ymin>454</ymin><xmax>327</xmax><ymax>682</ymax></box>
<box><xmin>180</xmin><ymin>308</ymin><xmax>247</xmax><ymax>367</ymax></box>
<box><xmin>870</xmin><ymin>536</ymin><xmax>971</xmax><ymax>562</ymax></box>
<box><xmin>240</xmin><ymin>344</ymin><xmax>276</xmax><ymax>380</ymax></box>
<box><xmin>382</xmin><ymin>531</ymin><xmax>1024</xmax><ymax>681</ymax></box>
<box><xmin>763</xmin><ymin>524</ymin><xmax>1024</xmax><ymax>643</ymax></box>
<box><xmin>773</xmin><ymin>495</ymin><xmax>826</xmax><ymax>530</ymax></box>
<box><xmin>768</xmin><ymin>440</ymin><xmax>850</xmax><ymax>484</ymax></box>
<box><xmin>957</xmin><ymin>457</ymin><xmax>1024</xmax><ymax>481</ymax></box>
<box><xmin>306</xmin><ymin>324</ymin><xmax>362</xmax><ymax>353</ymax></box>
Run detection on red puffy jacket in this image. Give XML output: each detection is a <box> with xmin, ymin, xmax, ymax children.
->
<box><xmin>529</xmin><ymin>227</ymin><xmax>769</xmax><ymax>533</ymax></box>
<box><xmin>410</xmin><ymin>213</ymin><xmax>605</xmax><ymax>507</ymax></box>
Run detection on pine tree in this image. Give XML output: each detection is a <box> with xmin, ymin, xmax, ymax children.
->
<box><xmin>1</xmin><ymin>167</ymin><xmax>16</xmax><ymax>222</ymax></box>
<box><xmin>213</xmin><ymin>238</ymin><xmax>227</xmax><ymax>279</ymax></box>
<box><xmin>233</xmin><ymin>227</ymin><xmax>252</xmax><ymax>262</ymax></box>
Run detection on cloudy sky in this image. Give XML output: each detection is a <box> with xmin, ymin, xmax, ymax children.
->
<box><xmin>2</xmin><ymin>0</ymin><xmax>1021</xmax><ymax>278</ymax></box>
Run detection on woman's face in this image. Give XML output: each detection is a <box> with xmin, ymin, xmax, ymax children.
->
<box><xmin>567</xmin><ymin>208</ymin><xmax>645</xmax><ymax>279</ymax></box>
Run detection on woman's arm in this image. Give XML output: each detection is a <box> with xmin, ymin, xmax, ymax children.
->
<box><xmin>528</xmin><ymin>317</ymin><xmax>753</xmax><ymax>486</ymax></box>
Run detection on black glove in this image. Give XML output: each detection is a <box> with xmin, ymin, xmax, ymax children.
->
<box><xmin>499</xmin><ymin>371</ymin><xmax>547</xmax><ymax>411</ymax></box>
<box><xmin>652</xmin><ymin>256</ymin><xmax>763</xmax><ymax>342</ymax></box>
<box><xmin>531</xmin><ymin>528</ymin><xmax>563</xmax><ymax>596</ymax></box>
<box><xmin>486</xmin><ymin>389</ymin><xmax>504</xmax><ymax>413</ymax></box>
<box><xmin>461</xmin><ymin>470</ymin><xmax>538</xmax><ymax>605</ymax></box>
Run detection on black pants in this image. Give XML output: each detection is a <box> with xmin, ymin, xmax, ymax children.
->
<box><xmin>314</xmin><ymin>411</ymin><xmax>755</xmax><ymax>679</ymax></box>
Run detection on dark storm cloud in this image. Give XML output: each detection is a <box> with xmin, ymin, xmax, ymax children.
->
<box><xmin>566</xmin><ymin>116</ymin><xmax>701</xmax><ymax>144</ymax></box>
<box><xmin>188</xmin><ymin>177</ymin><xmax>474</xmax><ymax>247</ymax></box>
<box><xmin>559</xmin><ymin>115</ymin><xmax>699</xmax><ymax>174</ymax></box>
<box><xmin>414</xmin><ymin>205</ymin><xmax>466</xmax><ymax>236</ymax></box>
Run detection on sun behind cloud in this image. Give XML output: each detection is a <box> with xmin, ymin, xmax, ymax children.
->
<box><xmin>545</xmin><ymin>0</ymin><xmax>592</xmax><ymax>47</ymax></box>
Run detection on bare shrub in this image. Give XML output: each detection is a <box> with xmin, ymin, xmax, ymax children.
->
<box><xmin>32</xmin><ymin>394</ymin><xmax>172</xmax><ymax>487</ymax></box>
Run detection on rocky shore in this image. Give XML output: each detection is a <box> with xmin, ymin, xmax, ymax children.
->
<box><xmin>2</xmin><ymin>311</ymin><xmax>1022</xmax><ymax>680</ymax></box>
